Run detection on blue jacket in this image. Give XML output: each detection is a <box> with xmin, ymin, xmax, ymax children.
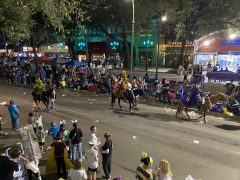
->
<box><xmin>8</xmin><ymin>104</ymin><xmax>19</xmax><ymax>119</ymax></box>
<box><xmin>49</xmin><ymin>125</ymin><xmax>60</xmax><ymax>138</ymax></box>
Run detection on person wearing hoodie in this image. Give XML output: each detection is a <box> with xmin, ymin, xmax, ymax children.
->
<box><xmin>8</xmin><ymin>100</ymin><xmax>20</xmax><ymax>130</ymax></box>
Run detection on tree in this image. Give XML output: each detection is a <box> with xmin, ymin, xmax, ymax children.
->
<box><xmin>0</xmin><ymin>0</ymin><xmax>89</xmax><ymax>71</ymax></box>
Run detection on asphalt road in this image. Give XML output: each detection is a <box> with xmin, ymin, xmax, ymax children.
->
<box><xmin>0</xmin><ymin>83</ymin><xmax>240</xmax><ymax>180</ymax></box>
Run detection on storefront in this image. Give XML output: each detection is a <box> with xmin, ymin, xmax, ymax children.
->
<box><xmin>88</xmin><ymin>42</ymin><xmax>108</xmax><ymax>61</ymax></box>
<box><xmin>194</xmin><ymin>31</ymin><xmax>240</xmax><ymax>72</ymax></box>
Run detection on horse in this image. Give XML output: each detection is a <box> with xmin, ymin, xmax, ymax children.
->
<box><xmin>176</xmin><ymin>93</ymin><xmax>229</xmax><ymax>123</ymax></box>
<box><xmin>111</xmin><ymin>87</ymin><xmax>136</xmax><ymax>112</ymax></box>
<box><xmin>32</xmin><ymin>89</ymin><xmax>51</xmax><ymax>111</ymax></box>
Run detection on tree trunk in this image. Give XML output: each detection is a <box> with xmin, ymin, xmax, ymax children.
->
<box><xmin>179</xmin><ymin>38</ymin><xmax>186</xmax><ymax>67</ymax></box>
<box><xmin>30</xmin><ymin>34</ymin><xmax>39</xmax><ymax>73</ymax></box>
<box><xmin>122</xmin><ymin>34</ymin><xmax>130</xmax><ymax>69</ymax></box>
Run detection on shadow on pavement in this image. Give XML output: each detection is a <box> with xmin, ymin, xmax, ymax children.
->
<box><xmin>113</xmin><ymin>109</ymin><xmax>150</xmax><ymax>118</ymax></box>
<box><xmin>215</xmin><ymin>124</ymin><xmax>240</xmax><ymax>131</ymax></box>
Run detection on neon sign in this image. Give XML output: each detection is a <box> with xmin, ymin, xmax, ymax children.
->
<box><xmin>221</xmin><ymin>39</ymin><xmax>240</xmax><ymax>46</ymax></box>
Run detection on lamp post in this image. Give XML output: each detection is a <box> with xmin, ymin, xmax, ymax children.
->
<box><xmin>130</xmin><ymin>0</ymin><xmax>135</xmax><ymax>80</ymax></box>
<box><xmin>155</xmin><ymin>15</ymin><xmax>167</xmax><ymax>80</ymax></box>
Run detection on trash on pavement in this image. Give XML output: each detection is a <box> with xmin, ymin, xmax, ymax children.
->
<box><xmin>185</xmin><ymin>175</ymin><xmax>195</xmax><ymax>180</ymax></box>
<box><xmin>133</xmin><ymin>136</ymin><xmax>137</xmax><ymax>139</ymax></box>
<box><xmin>93</xmin><ymin>120</ymin><xmax>99</xmax><ymax>123</ymax></box>
<box><xmin>23</xmin><ymin>92</ymin><xmax>27</xmax><ymax>95</ymax></box>
<box><xmin>88</xmin><ymin>98</ymin><xmax>97</xmax><ymax>104</ymax></box>
<box><xmin>0</xmin><ymin>101</ymin><xmax>7</xmax><ymax>105</ymax></box>
<box><xmin>62</xmin><ymin>94</ymin><xmax>66</xmax><ymax>97</ymax></box>
<box><xmin>193</xmin><ymin>140</ymin><xmax>200</xmax><ymax>144</ymax></box>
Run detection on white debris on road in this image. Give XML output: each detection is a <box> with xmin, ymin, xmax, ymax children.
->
<box><xmin>193</xmin><ymin>140</ymin><xmax>200</xmax><ymax>144</ymax></box>
<box><xmin>0</xmin><ymin>101</ymin><xmax>7</xmax><ymax>105</ymax></box>
<box><xmin>185</xmin><ymin>175</ymin><xmax>195</xmax><ymax>180</ymax></box>
<box><xmin>133</xmin><ymin>136</ymin><xmax>137</xmax><ymax>139</ymax></box>
<box><xmin>88</xmin><ymin>98</ymin><xmax>98</xmax><ymax>104</ymax></box>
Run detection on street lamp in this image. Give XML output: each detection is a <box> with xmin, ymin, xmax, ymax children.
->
<box><xmin>229</xmin><ymin>33</ymin><xmax>240</xmax><ymax>40</ymax></box>
<box><xmin>155</xmin><ymin>15</ymin><xmax>167</xmax><ymax>80</ymax></box>
<box><xmin>161</xmin><ymin>15</ymin><xmax>167</xmax><ymax>22</ymax></box>
<box><xmin>203</xmin><ymin>40</ymin><xmax>211</xmax><ymax>46</ymax></box>
<box><xmin>126</xmin><ymin>0</ymin><xmax>135</xmax><ymax>79</ymax></box>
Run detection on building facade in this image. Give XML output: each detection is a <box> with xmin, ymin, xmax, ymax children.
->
<box><xmin>194</xmin><ymin>31</ymin><xmax>240</xmax><ymax>72</ymax></box>
<box><xmin>74</xmin><ymin>26</ymin><xmax>194</xmax><ymax>68</ymax></box>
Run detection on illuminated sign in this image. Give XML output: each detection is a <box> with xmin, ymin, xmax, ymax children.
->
<box><xmin>221</xmin><ymin>39</ymin><xmax>240</xmax><ymax>46</ymax></box>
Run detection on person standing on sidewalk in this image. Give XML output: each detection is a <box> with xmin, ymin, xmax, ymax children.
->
<box><xmin>49</xmin><ymin>136</ymin><xmax>67</xmax><ymax>179</ymax></box>
<box><xmin>8</xmin><ymin>100</ymin><xmax>20</xmax><ymax>130</ymax></box>
<box><xmin>49</xmin><ymin>86</ymin><xmax>57</xmax><ymax>111</ymax></box>
<box><xmin>101</xmin><ymin>133</ymin><xmax>112</xmax><ymax>180</ymax></box>
<box><xmin>89</xmin><ymin>126</ymin><xmax>101</xmax><ymax>152</ymax></box>
<box><xmin>86</xmin><ymin>142</ymin><xmax>99</xmax><ymax>180</ymax></box>
<box><xmin>69</xmin><ymin>122</ymin><xmax>83</xmax><ymax>161</ymax></box>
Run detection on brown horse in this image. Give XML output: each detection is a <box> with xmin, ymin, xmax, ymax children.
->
<box><xmin>176</xmin><ymin>93</ymin><xmax>230</xmax><ymax>123</ymax></box>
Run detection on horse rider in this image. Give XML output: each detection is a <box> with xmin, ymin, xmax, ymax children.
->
<box><xmin>184</xmin><ymin>84</ymin><xmax>203</xmax><ymax>108</ymax></box>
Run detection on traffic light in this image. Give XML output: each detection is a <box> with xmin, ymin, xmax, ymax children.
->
<box><xmin>143</xmin><ymin>40</ymin><xmax>154</xmax><ymax>46</ymax></box>
<box><xmin>78</xmin><ymin>42</ymin><xmax>86</xmax><ymax>49</ymax></box>
<box><xmin>56</xmin><ymin>43</ymin><xmax>64</xmax><ymax>47</ymax></box>
<box><xmin>110</xmin><ymin>41</ymin><xmax>120</xmax><ymax>49</ymax></box>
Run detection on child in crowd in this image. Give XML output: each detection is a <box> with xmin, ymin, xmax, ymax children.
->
<box><xmin>153</xmin><ymin>159</ymin><xmax>173</xmax><ymax>180</ymax></box>
<box><xmin>49</xmin><ymin>122</ymin><xmax>60</xmax><ymax>139</ymax></box>
<box><xmin>68</xmin><ymin>159</ymin><xmax>87</xmax><ymax>180</ymax></box>
<box><xmin>37</xmin><ymin>126</ymin><xmax>46</xmax><ymax>153</ymax></box>
<box><xmin>28</xmin><ymin>112</ymin><xmax>38</xmax><ymax>134</ymax></box>
<box><xmin>86</xmin><ymin>142</ymin><xmax>99</xmax><ymax>180</ymax></box>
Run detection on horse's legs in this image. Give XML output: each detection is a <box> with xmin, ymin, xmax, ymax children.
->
<box><xmin>118</xmin><ymin>98</ymin><xmax>122</xmax><ymax>111</ymax></box>
<box><xmin>134</xmin><ymin>97</ymin><xmax>138</xmax><ymax>109</ymax></box>
<box><xmin>129</xmin><ymin>101</ymin><xmax>134</xmax><ymax>112</ymax></box>
<box><xmin>203</xmin><ymin>110</ymin><xmax>207</xmax><ymax>123</ymax></box>
<box><xmin>34</xmin><ymin>100</ymin><xmax>40</xmax><ymax>111</ymax></box>
<box><xmin>184</xmin><ymin>108</ymin><xmax>191</xmax><ymax>120</ymax></box>
<box><xmin>44</xmin><ymin>100</ymin><xmax>49</xmax><ymax>112</ymax></box>
<box><xmin>110</xmin><ymin>94</ymin><xmax>115</xmax><ymax>109</ymax></box>
<box><xmin>176</xmin><ymin>103</ymin><xmax>182</xmax><ymax>119</ymax></box>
